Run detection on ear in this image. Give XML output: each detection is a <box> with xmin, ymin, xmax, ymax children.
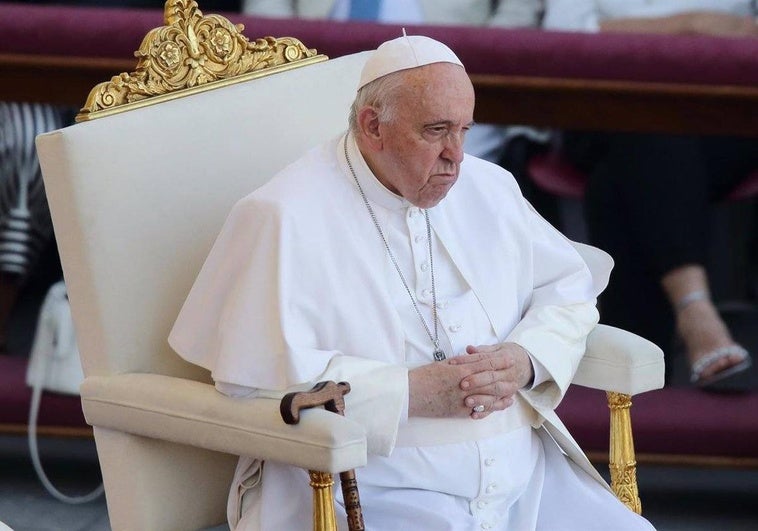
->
<box><xmin>356</xmin><ymin>106</ymin><xmax>383</xmax><ymax>149</ymax></box>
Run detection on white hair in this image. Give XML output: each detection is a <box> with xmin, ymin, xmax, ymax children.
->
<box><xmin>348</xmin><ymin>69</ymin><xmax>409</xmax><ymax>135</ymax></box>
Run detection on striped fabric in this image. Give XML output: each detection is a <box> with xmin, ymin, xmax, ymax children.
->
<box><xmin>0</xmin><ymin>102</ymin><xmax>70</xmax><ymax>277</ymax></box>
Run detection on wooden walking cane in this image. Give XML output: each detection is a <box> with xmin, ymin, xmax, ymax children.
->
<box><xmin>281</xmin><ymin>381</ymin><xmax>365</xmax><ymax>531</ymax></box>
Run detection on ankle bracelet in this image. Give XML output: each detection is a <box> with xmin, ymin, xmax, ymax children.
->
<box><xmin>676</xmin><ymin>290</ymin><xmax>708</xmax><ymax>312</ymax></box>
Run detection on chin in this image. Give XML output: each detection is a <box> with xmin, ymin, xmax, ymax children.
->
<box><xmin>411</xmin><ymin>182</ymin><xmax>455</xmax><ymax>209</ymax></box>
<box><xmin>416</xmin><ymin>194</ymin><xmax>448</xmax><ymax>209</ymax></box>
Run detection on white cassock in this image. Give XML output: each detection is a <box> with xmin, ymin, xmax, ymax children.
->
<box><xmin>169</xmin><ymin>133</ymin><xmax>655</xmax><ymax>530</ymax></box>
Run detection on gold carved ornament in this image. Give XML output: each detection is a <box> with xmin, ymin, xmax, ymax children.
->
<box><xmin>607</xmin><ymin>391</ymin><xmax>642</xmax><ymax>514</ymax></box>
<box><xmin>77</xmin><ymin>0</ymin><xmax>327</xmax><ymax>121</ymax></box>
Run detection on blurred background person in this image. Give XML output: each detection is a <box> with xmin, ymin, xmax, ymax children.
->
<box><xmin>543</xmin><ymin>0</ymin><xmax>757</xmax><ymax>391</ymax></box>
<box><xmin>243</xmin><ymin>0</ymin><xmax>548</xmax><ymax>166</ymax></box>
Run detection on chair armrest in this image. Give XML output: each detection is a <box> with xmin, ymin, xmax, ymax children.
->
<box><xmin>80</xmin><ymin>373</ymin><xmax>367</xmax><ymax>474</ymax></box>
<box><xmin>573</xmin><ymin>324</ymin><xmax>665</xmax><ymax>395</ymax></box>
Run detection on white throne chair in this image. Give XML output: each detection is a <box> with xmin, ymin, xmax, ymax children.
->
<box><xmin>35</xmin><ymin>2</ymin><xmax>664</xmax><ymax>529</ymax></box>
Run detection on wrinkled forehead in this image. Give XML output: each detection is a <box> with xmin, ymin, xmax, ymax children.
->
<box><xmin>396</xmin><ymin>63</ymin><xmax>475</xmax><ymax>111</ymax></box>
<box><xmin>401</xmin><ymin>62</ymin><xmax>471</xmax><ymax>86</ymax></box>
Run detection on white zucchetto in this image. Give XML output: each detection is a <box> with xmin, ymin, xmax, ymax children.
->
<box><xmin>358</xmin><ymin>34</ymin><xmax>464</xmax><ymax>90</ymax></box>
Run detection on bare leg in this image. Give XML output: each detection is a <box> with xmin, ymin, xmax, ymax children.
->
<box><xmin>660</xmin><ymin>264</ymin><xmax>746</xmax><ymax>381</ymax></box>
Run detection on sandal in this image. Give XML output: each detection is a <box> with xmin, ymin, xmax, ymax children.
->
<box><xmin>690</xmin><ymin>345</ymin><xmax>752</xmax><ymax>392</ymax></box>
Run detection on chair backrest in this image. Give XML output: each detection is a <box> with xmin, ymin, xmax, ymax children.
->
<box><xmin>37</xmin><ymin>43</ymin><xmax>370</xmax><ymax>381</ymax></box>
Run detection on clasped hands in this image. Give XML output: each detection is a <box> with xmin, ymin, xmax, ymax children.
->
<box><xmin>408</xmin><ymin>342</ymin><xmax>534</xmax><ymax>420</ymax></box>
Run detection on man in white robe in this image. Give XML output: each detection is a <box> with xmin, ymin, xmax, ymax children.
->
<box><xmin>169</xmin><ymin>35</ymin><xmax>655</xmax><ymax>530</ymax></box>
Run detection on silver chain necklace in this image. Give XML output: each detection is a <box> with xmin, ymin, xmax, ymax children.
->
<box><xmin>344</xmin><ymin>138</ymin><xmax>446</xmax><ymax>361</ymax></box>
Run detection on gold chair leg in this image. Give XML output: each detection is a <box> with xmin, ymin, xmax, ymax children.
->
<box><xmin>309</xmin><ymin>470</ymin><xmax>338</xmax><ymax>531</ymax></box>
<box><xmin>283</xmin><ymin>383</ymin><xmax>364</xmax><ymax>530</ymax></box>
<box><xmin>606</xmin><ymin>391</ymin><xmax>642</xmax><ymax>514</ymax></box>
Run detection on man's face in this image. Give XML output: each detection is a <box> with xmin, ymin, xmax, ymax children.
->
<box><xmin>371</xmin><ymin>63</ymin><xmax>475</xmax><ymax>209</ymax></box>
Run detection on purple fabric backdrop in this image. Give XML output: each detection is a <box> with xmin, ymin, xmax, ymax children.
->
<box><xmin>2</xmin><ymin>2</ymin><xmax>758</xmax><ymax>86</ymax></box>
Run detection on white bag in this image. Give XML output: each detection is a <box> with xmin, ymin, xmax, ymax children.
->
<box><xmin>25</xmin><ymin>280</ymin><xmax>103</xmax><ymax>504</ymax></box>
<box><xmin>26</xmin><ymin>280</ymin><xmax>83</xmax><ymax>395</ymax></box>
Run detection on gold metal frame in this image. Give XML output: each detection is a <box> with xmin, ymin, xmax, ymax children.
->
<box><xmin>607</xmin><ymin>392</ymin><xmax>642</xmax><ymax>514</ymax></box>
<box><xmin>309</xmin><ymin>471</ymin><xmax>338</xmax><ymax>530</ymax></box>
<box><xmin>76</xmin><ymin>0</ymin><xmax>326</xmax><ymax>122</ymax></box>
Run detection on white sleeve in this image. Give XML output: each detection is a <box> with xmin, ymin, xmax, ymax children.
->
<box><xmin>505</xmin><ymin>194</ymin><xmax>608</xmax><ymax>408</ymax></box>
<box><xmin>314</xmin><ymin>355</ymin><xmax>409</xmax><ymax>456</ymax></box>
<box><xmin>508</xmin><ymin>301</ymin><xmax>599</xmax><ymax>409</ymax></box>
<box><xmin>524</xmin><ymin>350</ymin><xmax>550</xmax><ymax>389</ymax></box>
<box><xmin>215</xmin><ymin>381</ymin><xmax>259</xmax><ymax>398</ymax></box>
<box><xmin>215</xmin><ymin>354</ymin><xmax>408</xmax><ymax>457</ymax></box>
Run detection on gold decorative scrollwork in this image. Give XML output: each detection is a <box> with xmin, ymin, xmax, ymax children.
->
<box><xmin>77</xmin><ymin>0</ymin><xmax>327</xmax><ymax>121</ymax></box>
<box><xmin>609</xmin><ymin>463</ymin><xmax>642</xmax><ymax>514</ymax></box>
<box><xmin>607</xmin><ymin>391</ymin><xmax>633</xmax><ymax>410</ymax></box>
<box><xmin>607</xmin><ymin>391</ymin><xmax>642</xmax><ymax>514</ymax></box>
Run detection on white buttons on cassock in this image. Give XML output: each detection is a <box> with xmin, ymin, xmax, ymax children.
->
<box><xmin>414</xmin><ymin>234</ymin><xmax>424</xmax><ymax>243</ymax></box>
<box><xmin>448</xmin><ymin>323</ymin><xmax>462</xmax><ymax>333</ymax></box>
<box><xmin>484</xmin><ymin>458</ymin><xmax>495</xmax><ymax>466</ymax></box>
<box><xmin>420</xmin><ymin>262</ymin><xmax>429</xmax><ymax>272</ymax></box>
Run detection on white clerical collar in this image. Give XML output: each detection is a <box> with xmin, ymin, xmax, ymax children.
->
<box><xmin>342</xmin><ymin>132</ymin><xmax>410</xmax><ymax>211</ymax></box>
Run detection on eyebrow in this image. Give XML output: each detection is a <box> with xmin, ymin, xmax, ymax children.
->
<box><xmin>424</xmin><ymin>120</ymin><xmax>475</xmax><ymax>128</ymax></box>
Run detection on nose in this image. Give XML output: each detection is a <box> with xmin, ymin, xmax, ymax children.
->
<box><xmin>442</xmin><ymin>131</ymin><xmax>465</xmax><ymax>164</ymax></box>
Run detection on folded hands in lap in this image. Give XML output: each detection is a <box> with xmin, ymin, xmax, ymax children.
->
<box><xmin>408</xmin><ymin>342</ymin><xmax>533</xmax><ymax>420</ymax></box>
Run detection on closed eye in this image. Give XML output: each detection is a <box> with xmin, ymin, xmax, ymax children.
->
<box><xmin>426</xmin><ymin>125</ymin><xmax>448</xmax><ymax>135</ymax></box>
